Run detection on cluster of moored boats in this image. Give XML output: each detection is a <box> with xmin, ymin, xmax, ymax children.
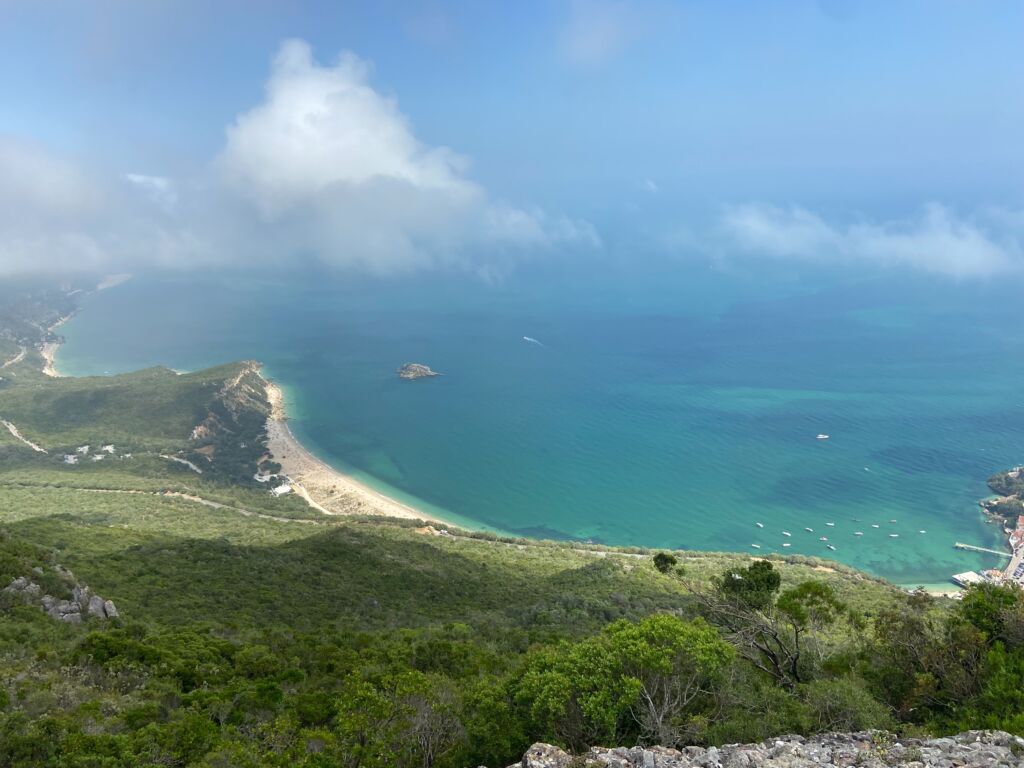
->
<box><xmin>751</xmin><ymin>518</ymin><xmax>928</xmax><ymax>552</ymax></box>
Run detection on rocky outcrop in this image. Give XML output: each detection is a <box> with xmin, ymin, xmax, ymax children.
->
<box><xmin>397</xmin><ymin>362</ymin><xmax>441</xmax><ymax>380</ymax></box>
<box><xmin>3</xmin><ymin>574</ymin><xmax>119</xmax><ymax>624</ymax></box>
<box><xmin>508</xmin><ymin>731</ymin><xmax>1024</xmax><ymax>768</ymax></box>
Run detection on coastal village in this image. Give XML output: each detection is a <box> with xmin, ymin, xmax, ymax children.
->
<box><xmin>953</xmin><ymin>466</ymin><xmax>1024</xmax><ymax>591</ymax></box>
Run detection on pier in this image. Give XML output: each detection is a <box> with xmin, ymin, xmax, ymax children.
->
<box><xmin>954</xmin><ymin>542</ymin><xmax>1011</xmax><ymax>558</ymax></box>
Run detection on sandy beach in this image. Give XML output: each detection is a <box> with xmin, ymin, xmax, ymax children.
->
<box><xmin>263</xmin><ymin>378</ymin><xmax>445</xmax><ymax>524</ymax></box>
<box><xmin>40</xmin><ymin>313</ymin><xmax>72</xmax><ymax>377</ymax></box>
<box><xmin>40</xmin><ymin>341</ymin><xmax>62</xmax><ymax>377</ymax></box>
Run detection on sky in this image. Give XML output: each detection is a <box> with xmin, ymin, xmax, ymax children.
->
<box><xmin>0</xmin><ymin>0</ymin><xmax>1022</xmax><ymax>278</ymax></box>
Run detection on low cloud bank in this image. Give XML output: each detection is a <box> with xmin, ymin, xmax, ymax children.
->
<box><xmin>0</xmin><ymin>39</ymin><xmax>597</xmax><ymax>278</ymax></box>
<box><xmin>722</xmin><ymin>203</ymin><xmax>1023</xmax><ymax>278</ymax></box>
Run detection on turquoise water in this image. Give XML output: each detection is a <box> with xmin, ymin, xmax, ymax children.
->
<box><xmin>57</xmin><ymin>263</ymin><xmax>1024</xmax><ymax>585</ymax></box>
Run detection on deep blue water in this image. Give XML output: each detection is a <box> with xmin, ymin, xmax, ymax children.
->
<box><xmin>56</xmin><ymin>261</ymin><xmax>1024</xmax><ymax>585</ymax></box>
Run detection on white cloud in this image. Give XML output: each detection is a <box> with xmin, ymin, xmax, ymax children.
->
<box><xmin>125</xmin><ymin>173</ymin><xmax>177</xmax><ymax>211</ymax></box>
<box><xmin>0</xmin><ymin>137</ymin><xmax>201</xmax><ymax>275</ymax></box>
<box><xmin>721</xmin><ymin>203</ymin><xmax>1022</xmax><ymax>278</ymax></box>
<box><xmin>0</xmin><ymin>137</ymin><xmax>98</xmax><ymax>217</ymax></box>
<box><xmin>219</xmin><ymin>41</ymin><xmax>473</xmax><ymax>216</ymax></box>
<box><xmin>213</xmin><ymin>39</ymin><xmax>596</xmax><ymax>273</ymax></box>
<box><xmin>0</xmin><ymin>40</ymin><xmax>598</xmax><ymax>277</ymax></box>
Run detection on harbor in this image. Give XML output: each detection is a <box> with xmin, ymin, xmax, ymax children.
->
<box><xmin>952</xmin><ymin>510</ymin><xmax>1024</xmax><ymax>591</ymax></box>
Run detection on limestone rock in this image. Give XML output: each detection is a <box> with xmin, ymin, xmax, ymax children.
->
<box><xmin>3</xmin><ymin>576</ymin><xmax>42</xmax><ymax>601</ymax></box>
<box><xmin>3</xmin><ymin>573</ymin><xmax>119</xmax><ymax>623</ymax></box>
<box><xmin>517</xmin><ymin>744</ymin><xmax>573</xmax><ymax>768</ymax></box>
<box><xmin>87</xmin><ymin>594</ymin><xmax>106</xmax><ymax>617</ymax></box>
<box><xmin>505</xmin><ymin>731</ymin><xmax>1024</xmax><ymax>768</ymax></box>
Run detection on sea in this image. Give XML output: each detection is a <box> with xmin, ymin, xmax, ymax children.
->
<box><xmin>55</xmin><ymin>257</ymin><xmax>1024</xmax><ymax>587</ymax></box>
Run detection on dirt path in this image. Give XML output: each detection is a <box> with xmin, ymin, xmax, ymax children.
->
<box><xmin>0</xmin><ymin>346</ymin><xmax>26</xmax><ymax>369</ymax></box>
<box><xmin>159</xmin><ymin>454</ymin><xmax>203</xmax><ymax>474</ymax></box>
<box><xmin>0</xmin><ymin>419</ymin><xmax>47</xmax><ymax>453</ymax></box>
<box><xmin>0</xmin><ymin>482</ymin><xmax>323</xmax><ymax>526</ymax></box>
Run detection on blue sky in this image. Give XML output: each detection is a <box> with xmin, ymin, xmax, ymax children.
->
<box><xmin>1</xmin><ymin>1</ymin><xmax>1022</xmax><ymax>277</ymax></box>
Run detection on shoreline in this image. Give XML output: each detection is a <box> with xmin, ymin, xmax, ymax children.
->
<box><xmin>34</xmin><ymin>281</ymin><xmax>1002</xmax><ymax>592</ymax></box>
<box><xmin>262</xmin><ymin>376</ymin><xmax>451</xmax><ymax>525</ymax></box>
<box><xmin>39</xmin><ymin>281</ymin><xmax>453</xmax><ymax>528</ymax></box>
<box><xmin>41</xmin><ymin>339</ymin><xmax>63</xmax><ymax>377</ymax></box>
<box><xmin>42</xmin><ymin>274</ymin><xmax>132</xmax><ymax>378</ymax></box>
<box><xmin>41</xmin><ymin>311</ymin><xmax>74</xmax><ymax>378</ymax></box>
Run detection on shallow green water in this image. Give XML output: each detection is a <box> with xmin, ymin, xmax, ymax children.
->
<box><xmin>57</xmin><ymin>263</ymin><xmax>1024</xmax><ymax>585</ymax></box>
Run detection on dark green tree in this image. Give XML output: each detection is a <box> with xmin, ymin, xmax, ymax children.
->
<box><xmin>653</xmin><ymin>552</ymin><xmax>678</xmax><ymax>574</ymax></box>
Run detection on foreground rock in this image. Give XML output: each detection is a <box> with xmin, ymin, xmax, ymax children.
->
<box><xmin>3</xmin><ymin>569</ymin><xmax>119</xmax><ymax>623</ymax></box>
<box><xmin>508</xmin><ymin>730</ymin><xmax>1024</xmax><ymax>767</ymax></box>
<box><xmin>397</xmin><ymin>362</ymin><xmax>441</xmax><ymax>380</ymax></box>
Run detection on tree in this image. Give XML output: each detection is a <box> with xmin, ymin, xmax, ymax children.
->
<box><xmin>957</xmin><ymin>581</ymin><xmax>1024</xmax><ymax>645</ymax></box>
<box><xmin>653</xmin><ymin>552</ymin><xmax>678</xmax><ymax>574</ymax></box>
<box><xmin>801</xmin><ymin>676</ymin><xmax>892</xmax><ymax>732</ymax></box>
<box><xmin>605</xmin><ymin>615</ymin><xmax>732</xmax><ymax>745</ymax></box>
<box><xmin>405</xmin><ymin>675</ymin><xmax>464</xmax><ymax>768</ymax></box>
<box><xmin>334</xmin><ymin>670</ymin><xmax>465</xmax><ymax>768</ymax></box>
<box><xmin>718</xmin><ymin>560</ymin><xmax>781</xmax><ymax>611</ymax></box>
<box><xmin>688</xmin><ymin>561</ymin><xmax>847</xmax><ymax>689</ymax></box>
<box><xmin>864</xmin><ymin>590</ymin><xmax>987</xmax><ymax>721</ymax></box>
<box><xmin>516</xmin><ymin>615</ymin><xmax>732</xmax><ymax>750</ymax></box>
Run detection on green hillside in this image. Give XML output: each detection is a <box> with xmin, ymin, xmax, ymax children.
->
<box><xmin>2</xmin><ymin>285</ymin><xmax>1024</xmax><ymax>767</ymax></box>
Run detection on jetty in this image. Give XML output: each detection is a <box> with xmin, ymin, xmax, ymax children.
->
<box><xmin>954</xmin><ymin>542</ymin><xmax>1011</xmax><ymax>558</ymax></box>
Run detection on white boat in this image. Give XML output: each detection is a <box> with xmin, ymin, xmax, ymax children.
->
<box><xmin>889</xmin><ymin>533</ymin><xmax>899</xmax><ymax>538</ymax></box>
<box><xmin>889</xmin><ymin>519</ymin><xmax>897</xmax><ymax>523</ymax></box>
<box><xmin>871</xmin><ymin>524</ymin><xmax>880</xmax><ymax>528</ymax></box>
<box><xmin>755</xmin><ymin>522</ymin><xmax>764</xmax><ymax>528</ymax></box>
<box><xmin>751</xmin><ymin>544</ymin><xmax>761</xmax><ymax>549</ymax></box>
<box><xmin>782</xmin><ymin>543</ymin><xmax>791</xmax><ymax>547</ymax></box>
<box><xmin>918</xmin><ymin>530</ymin><xmax>926</xmax><ymax>534</ymax></box>
<box><xmin>827</xmin><ymin>544</ymin><xmax>836</xmax><ymax>551</ymax></box>
<box><xmin>816</xmin><ymin>434</ymin><xmax>830</xmax><ymax>440</ymax></box>
<box><xmin>854</xmin><ymin>531</ymin><xmax>864</xmax><ymax>536</ymax></box>
<box><xmin>826</xmin><ymin>522</ymin><xmax>835</xmax><ymax>527</ymax></box>
<box><xmin>805</xmin><ymin>527</ymin><xmax>813</xmax><ymax>532</ymax></box>
<box><xmin>819</xmin><ymin>536</ymin><xmax>828</xmax><ymax>541</ymax></box>
<box><xmin>782</xmin><ymin>531</ymin><xmax>791</xmax><ymax>537</ymax></box>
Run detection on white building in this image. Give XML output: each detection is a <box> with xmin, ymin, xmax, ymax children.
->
<box><xmin>952</xmin><ymin>571</ymin><xmax>988</xmax><ymax>587</ymax></box>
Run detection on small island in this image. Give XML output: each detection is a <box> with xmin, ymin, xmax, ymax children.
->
<box><xmin>397</xmin><ymin>362</ymin><xmax>441</xmax><ymax>380</ymax></box>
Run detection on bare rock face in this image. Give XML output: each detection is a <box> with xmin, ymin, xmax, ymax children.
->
<box><xmin>506</xmin><ymin>731</ymin><xmax>1024</xmax><ymax>768</ymax></box>
<box><xmin>397</xmin><ymin>362</ymin><xmax>441</xmax><ymax>380</ymax></box>
<box><xmin>3</xmin><ymin>571</ymin><xmax>119</xmax><ymax>623</ymax></box>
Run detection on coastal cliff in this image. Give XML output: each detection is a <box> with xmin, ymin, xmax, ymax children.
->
<box><xmin>984</xmin><ymin>467</ymin><xmax>1024</xmax><ymax>519</ymax></box>
<box><xmin>509</xmin><ymin>731</ymin><xmax>1024</xmax><ymax>768</ymax></box>
<box><xmin>979</xmin><ymin>466</ymin><xmax>1024</xmax><ymax>532</ymax></box>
